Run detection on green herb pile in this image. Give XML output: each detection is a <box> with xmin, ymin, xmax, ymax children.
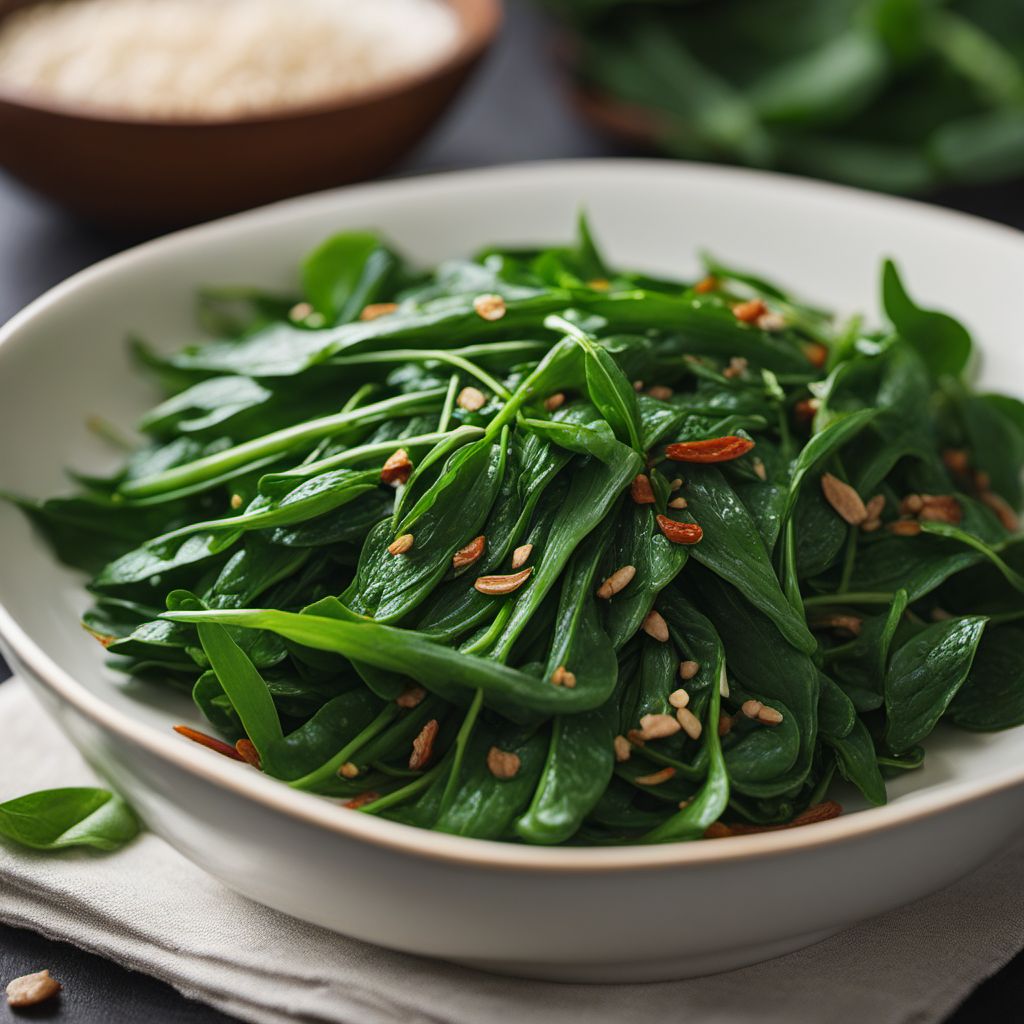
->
<box><xmin>544</xmin><ymin>0</ymin><xmax>1024</xmax><ymax>193</ymax></box>
<box><xmin>8</xmin><ymin>220</ymin><xmax>1024</xmax><ymax>845</ymax></box>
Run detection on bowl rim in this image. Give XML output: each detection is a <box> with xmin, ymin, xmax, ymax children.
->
<box><xmin>0</xmin><ymin>0</ymin><xmax>502</xmax><ymax>128</ymax></box>
<box><xmin>2</xmin><ymin>157</ymin><xmax>1024</xmax><ymax>874</ymax></box>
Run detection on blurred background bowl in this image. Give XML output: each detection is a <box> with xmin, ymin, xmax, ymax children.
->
<box><xmin>0</xmin><ymin>0</ymin><xmax>501</xmax><ymax>228</ymax></box>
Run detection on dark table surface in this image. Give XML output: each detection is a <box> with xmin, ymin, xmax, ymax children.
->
<box><xmin>1</xmin><ymin>2</ymin><xmax>1022</xmax><ymax>1020</ymax></box>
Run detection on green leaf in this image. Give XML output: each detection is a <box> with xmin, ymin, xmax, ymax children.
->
<box><xmin>0</xmin><ymin>788</ymin><xmax>139</xmax><ymax>851</ymax></box>
<box><xmin>192</xmin><ymin>603</ymin><xmax>284</xmax><ymax>757</ymax></box>
<box><xmin>828</xmin><ymin>717</ymin><xmax>887</xmax><ymax>806</ymax></box>
<box><xmin>684</xmin><ymin>466</ymin><xmax>817</xmax><ymax>655</ymax></box>
<box><xmin>882</xmin><ymin>260</ymin><xmax>972</xmax><ymax>378</ymax></box>
<box><xmin>301</xmin><ymin>231</ymin><xmax>400</xmax><ymax>323</ymax></box>
<box><xmin>948</xmin><ymin>626</ymin><xmax>1024</xmax><ymax>731</ymax></box>
<box><xmin>885</xmin><ymin>615</ymin><xmax>988</xmax><ymax>751</ymax></box>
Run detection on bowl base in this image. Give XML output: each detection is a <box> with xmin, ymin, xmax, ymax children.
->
<box><xmin>448</xmin><ymin>926</ymin><xmax>838</xmax><ymax>983</ymax></box>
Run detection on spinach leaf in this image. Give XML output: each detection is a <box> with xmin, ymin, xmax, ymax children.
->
<box><xmin>885</xmin><ymin>616</ymin><xmax>988</xmax><ymax>752</ymax></box>
<box><xmin>882</xmin><ymin>260</ymin><xmax>972</xmax><ymax>379</ymax></box>
<box><xmin>0</xmin><ymin>789</ymin><xmax>139</xmax><ymax>851</ymax></box>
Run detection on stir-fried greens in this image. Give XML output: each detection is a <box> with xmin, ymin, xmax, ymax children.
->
<box><xmin>7</xmin><ymin>219</ymin><xmax>1024</xmax><ymax>845</ymax></box>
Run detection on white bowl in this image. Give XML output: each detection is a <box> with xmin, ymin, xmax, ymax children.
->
<box><xmin>1</xmin><ymin>161</ymin><xmax>1022</xmax><ymax>983</ymax></box>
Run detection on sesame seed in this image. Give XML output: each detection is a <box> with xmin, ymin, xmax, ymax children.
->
<box><xmin>668</xmin><ymin>688</ymin><xmax>690</xmax><ymax>709</ymax></box>
<box><xmin>474</xmin><ymin>568</ymin><xmax>533</xmax><ymax>595</ymax></box>
<box><xmin>511</xmin><ymin>543</ymin><xmax>533</xmax><ymax>570</ymax></box>
<box><xmin>757</xmin><ymin>706</ymin><xmax>784</xmax><ymax>725</ymax></box>
<box><xmin>551</xmin><ymin>665</ymin><xmax>577</xmax><ymax>688</ymax></box>
<box><xmin>668</xmin><ymin>497</ymin><xmax>688</xmax><ymax>509</ymax></box>
<box><xmin>230</xmin><ymin>493</ymin><xmax>243</xmax><ymax>509</ymax></box>
<box><xmin>344</xmin><ymin>790</ymin><xmax>381</xmax><ymax>809</ymax></box>
<box><xmin>359</xmin><ymin>302</ymin><xmax>398</xmax><ymax>321</ymax></box>
<box><xmin>487</xmin><ymin>746</ymin><xmax>521</xmax><ymax>779</ymax></box>
<box><xmin>613</xmin><ymin>735</ymin><xmax>631</xmax><ymax>762</ymax></box>
<box><xmin>980</xmin><ymin>490</ymin><xmax>1020</xmax><ymax>532</ymax></box>
<box><xmin>741</xmin><ymin>699</ymin><xmax>763</xmax><ymax>720</ymax></box>
<box><xmin>756</xmin><ymin>312</ymin><xmax>786</xmax><ymax>332</ymax></box>
<box><xmin>888</xmin><ymin>519</ymin><xmax>922</xmax><ymax>537</ymax></box>
<box><xmin>864</xmin><ymin>494</ymin><xmax>886</xmax><ymax>519</ymax></box>
<box><xmin>457</xmin><ymin>386</ymin><xmax>486</xmax><ymax>412</ymax></box>
<box><xmin>642</xmin><ymin>609</ymin><xmax>669</xmax><ymax>642</ymax></box>
<box><xmin>639</xmin><ymin>713</ymin><xmax>681</xmax><ymax>739</ymax></box>
<box><xmin>289</xmin><ymin>301</ymin><xmax>313</xmax><ymax>322</ymax></box>
<box><xmin>395</xmin><ymin>685</ymin><xmax>427</xmax><ymax>708</ymax></box>
<box><xmin>670</xmin><ymin>478</ymin><xmax>683</xmax><ymax>490</ymax></box>
<box><xmin>723</xmin><ymin>356</ymin><xmax>748</xmax><ymax>380</ymax></box>
<box><xmin>821</xmin><ymin>473</ymin><xmax>868</xmax><ymax>525</ymax></box>
<box><xmin>544</xmin><ymin>392</ymin><xmax>566</xmax><ymax>412</ymax></box>
<box><xmin>5</xmin><ymin>970</ymin><xmax>62</xmax><ymax>1009</ymax></box>
<box><xmin>473</xmin><ymin>293</ymin><xmax>507</xmax><ymax>321</ymax></box>
<box><xmin>647</xmin><ymin>385</ymin><xmax>674</xmax><ymax>401</ymax></box>
<box><xmin>676</xmin><ymin>707</ymin><xmax>702</xmax><ymax>739</ymax></box>
<box><xmin>717</xmin><ymin>714</ymin><xmax>734</xmax><ymax>737</ymax></box>
<box><xmin>679</xmin><ymin>660</ymin><xmax>700</xmax><ymax>680</ymax></box>
<box><xmin>901</xmin><ymin>494</ymin><xmax>924</xmax><ymax>515</ymax></box>
<box><xmin>387</xmin><ymin>533</ymin><xmax>414</xmax><ymax>555</ymax></box>
<box><xmin>596</xmin><ymin>564</ymin><xmax>636</xmax><ymax>599</ymax></box>
<box><xmin>339</xmin><ymin>761</ymin><xmax>360</xmax><ymax>779</ymax></box>
<box><xmin>918</xmin><ymin>495</ymin><xmax>963</xmax><ymax>525</ymax></box>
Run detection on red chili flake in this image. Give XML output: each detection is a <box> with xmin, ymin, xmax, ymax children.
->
<box><xmin>704</xmin><ymin>801</ymin><xmax>843</xmax><ymax>838</ymax></box>
<box><xmin>656</xmin><ymin>515</ymin><xmax>703</xmax><ymax>545</ymax></box>
<box><xmin>732</xmin><ymin>299</ymin><xmax>767</xmax><ymax>323</ymax></box>
<box><xmin>793</xmin><ymin>397</ymin><xmax>820</xmax><ymax>425</ymax></box>
<box><xmin>630</xmin><ymin>473</ymin><xmax>656</xmax><ymax>505</ymax></box>
<box><xmin>665</xmin><ymin>436</ymin><xmax>755</xmax><ymax>463</ymax></box>
<box><xmin>173</xmin><ymin>725</ymin><xmax>245</xmax><ymax>761</ymax></box>
<box><xmin>344</xmin><ymin>791</ymin><xmax>381</xmax><ymax>809</ymax></box>
<box><xmin>235</xmin><ymin>738</ymin><xmax>262</xmax><ymax>769</ymax></box>
<box><xmin>694</xmin><ymin>276</ymin><xmax>718</xmax><ymax>295</ymax></box>
<box><xmin>804</xmin><ymin>342</ymin><xmax>829</xmax><ymax>368</ymax></box>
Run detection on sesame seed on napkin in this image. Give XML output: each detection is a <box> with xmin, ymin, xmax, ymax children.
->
<box><xmin>2</xmin><ymin>673</ymin><xmax>1023</xmax><ymax>1024</ymax></box>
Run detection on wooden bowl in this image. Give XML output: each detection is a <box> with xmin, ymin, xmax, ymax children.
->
<box><xmin>0</xmin><ymin>0</ymin><xmax>501</xmax><ymax>227</ymax></box>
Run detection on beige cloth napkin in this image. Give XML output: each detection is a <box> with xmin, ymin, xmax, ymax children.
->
<box><xmin>2</xmin><ymin>673</ymin><xmax>1023</xmax><ymax>1024</ymax></box>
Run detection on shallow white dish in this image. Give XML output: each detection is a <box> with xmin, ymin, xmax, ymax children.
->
<box><xmin>1</xmin><ymin>160</ymin><xmax>1022</xmax><ymax>983</ymax></box>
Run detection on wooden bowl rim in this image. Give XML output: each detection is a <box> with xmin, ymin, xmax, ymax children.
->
<box><xmin>0</xmin><ymin>0</ymin><xmax>501</xmax><ymax>127</ymax></box>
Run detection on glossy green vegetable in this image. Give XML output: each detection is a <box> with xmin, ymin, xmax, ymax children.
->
<box><xmin>543</xmin><ymin>0</ymin><xmax>1024</xmax><ymax>194</ymax></box>
<box><xmin>9</xmin><ymin>220</ymin><xmax>1023</xmax><ymax>845</ymax></box>
<box><xmin>0</xmin><ymin>788</ymin><xmax>139</xmax><ymax>851</ymax></box>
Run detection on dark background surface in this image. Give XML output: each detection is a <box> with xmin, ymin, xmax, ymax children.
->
<box><xmin>1</xmin><ymin>2</ymin><xmax>1023</xmax><ymax>1020</ymax></box>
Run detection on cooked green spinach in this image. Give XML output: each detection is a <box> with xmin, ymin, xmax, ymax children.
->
<box><xmin>8</xmin><ymin>220</ymin><xmax>1023</xmax><ymax>844</ymax></box>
